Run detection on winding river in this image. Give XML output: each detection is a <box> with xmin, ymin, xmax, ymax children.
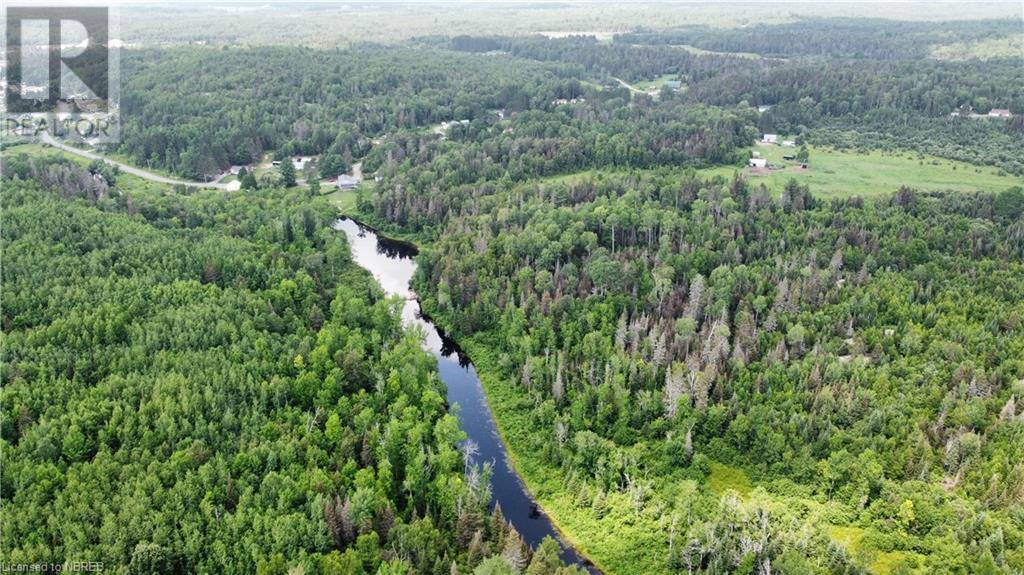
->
<box><xmin>335</xmin><ymin>217</ymin><xmax>597</xmax><ymax>573</ymax></box>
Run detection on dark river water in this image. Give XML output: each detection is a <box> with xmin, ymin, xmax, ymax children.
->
<box><xmin>334</xmin><ymin>217</ymin><xmax>597</xmax><ymax>572</ymax></box>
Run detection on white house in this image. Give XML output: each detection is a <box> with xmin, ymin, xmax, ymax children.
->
<box><xmin>337</xmin><ymin>175</ymin><xmax>359</xmax><ymax>190</ymax></box>
<box><xmin>748</xmin><ymin>158</ymin><xmax>767</xmax><ymax>168</ymax></box>
<box><xmin>292</xmin><ymin>157</ymin><xmax>312</xmax><ymax>171</ymax></box>
<box><xmin>762</xmin><ymin>134</ymin><xmax>778</xmax><ymax>144</ymax></box>
<box><xmin>988</xmin><ymin>109</ymin><xmax>1012</xmax><ymax>118</ymax></box>
<box><xmin>781</xmin><ymin>140</ymin><xmax>797</xmax><ymax>148</ymax></box>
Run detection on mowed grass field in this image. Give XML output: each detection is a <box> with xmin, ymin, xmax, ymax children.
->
<box><xmin>703</xmin><ymin>143</ymin><xmax>1021</xmax><ymax>198</ymax></box>
<box><xmin>323</xmin><ymin>187</ymin><xmax>360</xmax><ymax>211</ymax></box>
<box><xmin>545</xmin><ymin>144</ymin><xmax>1020</xmax><ymax>199</ymax></box>
<box><xmin>632</xmin><ymin>73</ymin><xmax>681</xmax><ymax>91</ymax></box>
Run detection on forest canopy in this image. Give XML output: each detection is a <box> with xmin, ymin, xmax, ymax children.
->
<box><xmin>0</xmin><ymin>159</ymin><xmax>576</xmax><ymax>575</ymax></box>
<box><xmin>3</xmin><ymin>11</ymin><xmax>1023</xmax><ymax>575</ymax></box>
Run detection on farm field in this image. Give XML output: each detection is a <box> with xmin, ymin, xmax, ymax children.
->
<box><xmin>725</xmin><ymin>143</ymin><xmax>1021</xmax><ymax>197</ymax></box>
<box><xmin>631</xmin><ymin>73</ymin><xmax>682</xmax><ymax>92</ymax></box>
<box><xmin>545</xmin><ymin>144</ymin><xmax>1021</xmax><ymax>199</ymax></box>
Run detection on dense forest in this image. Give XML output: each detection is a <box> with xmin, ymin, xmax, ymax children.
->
<box><xmin>444</xmin><ymin>34</ymin><xmax>759</xmax><ymax>83</ymax></box>
<box><xmin>345</xmin><ymin>24</ymin><xmax>1023</xmax><ymax>571</ymax></box>
<box><xmin>0</xmin><ymin>156</ymin><xmax>578</xmax><ymax>575</ymax></box>
<box><xmin>405</xmin><ymin>172</ymin><xmax>1024</xmax><ymax>574</ymax></box>
<box><xmin>116</xmin><ymin>47</ymin><xmax>575</xmax><ymax>180</ymax></box>
<box><xmin>444</xmin><ymin>29</ymin><xmax>1024</xmax><ymax>176</ymax></box>
<box><xmin>615</xmin><ymin>19</ymin><xmax>1022</xmax><ymax>60</ymax></box>
<box><xmin>685</xmin><ymin>58</ymin><xmax>1024</xmax><ymax>175</ymax></box>
<box><xmin>4</xmin><ymin>11</ymin><xmax>1024</xmax><ymax>575</ymax></box>
<box><xmin>364</xmin><ymin>102</ymin><xmax>754</xmax><ymax>202</ymax></box>
<box><xmin>115</xmin><ymin>18</ymin><xmax>1022</xmax><ymax>183</ymax></box>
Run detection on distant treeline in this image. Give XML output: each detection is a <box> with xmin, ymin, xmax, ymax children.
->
<box><xmin>615</xmin><ymin>18</ymin><xmax>1023</xmax><ymax>59</ymax></box>
<box><xmin>115</xmin><ymin>18</ymin><xmax>1023</xmax><ymax>180</ymax></box>
<box><xmin>118</xmin><ymin>46</ymin><xmax>573</xmax><ymax>179</ymax></box>
<box><xmin>445</xmin><ymin>34</ymin><xmax>759</xmax><ymax>83</ymax></box>
<box><xmin>443</xmin><ymin>24</ymin><xmax>1024</xmax><ymax>175</ymax></box>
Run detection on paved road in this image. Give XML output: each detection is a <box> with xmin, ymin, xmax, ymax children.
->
<box><xmin>41</xmin><ymin>133</ymin><xmax>229</xmax><ymax>189</ymax></box>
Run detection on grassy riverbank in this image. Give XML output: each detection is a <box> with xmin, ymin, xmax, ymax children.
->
<box><xmin>452</xmin><ymin>333</ymin><xmax>651</xmax><ymax>575</ymax></box>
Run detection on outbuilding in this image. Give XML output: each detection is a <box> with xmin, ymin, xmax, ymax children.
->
<box><xmin>337</xmin><ymin>175</ymin><xmax>360</xmax><ymax>190</ymax></box>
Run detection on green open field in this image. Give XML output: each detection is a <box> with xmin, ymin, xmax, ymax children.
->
<box><xmin>718</xmin><ymin>143</ymin><xmax>1021</xmax><ymax>197</ymax></box>
<box><xmin>323</xmin><ymin>187</ymin><xmax>360</xmax><ymax>212</ymax></box>
<box><xmin>544</xmin><ymin>143</ymin><xmax>1020</xmax><ymax>199</ymax></box>
<box><xmin>632</xmin><ymin>74</ymin><xmax>681</xmax><ymax>91</ymax></box>
<box><xmin>931</xmin><ymin>33</ymin><xmax>1024</xmax><ymax>60</ymax></box>
<box><xmin>103</xmin><ymin>149</ymin><xmax>181</xmax><ymax>179</ymax></box>
<box><xmin>12</xmin><ymin>136</ymin><xmax>1017</xmax><ymax>209</ymax></box>
<box><xmin>708</xmin><ymin>462</ymin><xmax>753</xmax><ymax>496</ymax></box>
<box><xmin>675</xmin><ymin>44</ymin><xmax>764</xmax><ymax>60</ymax></box>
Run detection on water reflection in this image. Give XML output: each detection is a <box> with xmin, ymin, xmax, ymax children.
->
<box><xmin>334</xmin><ymin>217</ymin><xmax>598</xmax><ymax>573</ymax></box>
